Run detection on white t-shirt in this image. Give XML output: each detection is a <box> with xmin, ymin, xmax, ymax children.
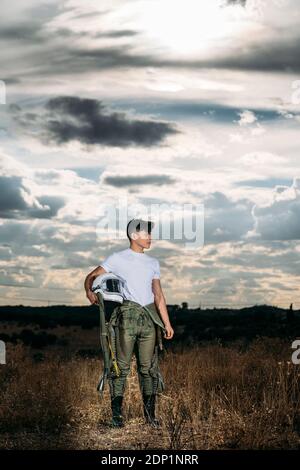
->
<box><xmin>100</xmin><ymin>247</ymin><xmax>160</xmax><ymax>306</ymax></box>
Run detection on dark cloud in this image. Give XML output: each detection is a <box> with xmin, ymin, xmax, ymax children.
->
<box><xmin>64</xmin><ymin>37</ymin><xmax>293</xmax><ymax>74</ymax></box>
<box><xmin>0</xmin><ymin>23</ymin><xmax>44</xmax><ymax>42</ymax></box>
<box><xmin>203</xmin><ymin>191</ymin><xmax>254</xmax><ymax>242</ymax></box>
<box><xmin>0</xmin><ymin>176</ymin><xmax>34</xmax><ymax>213</ymax></box>
<box><xmin>202</xmin><ymin>38</ymin><xmax>300</xmax><ymax>72</ymax></box>
<box><xmin>9</xmin><ymin>103</ymin><xmax>22</xmax><ymax>113</ymax></box>
<box><xmin>36</xmin><ymin>195</ymin><xmax>66</xmax><ymax>218</ymax></box>
<box><xmin>0</xmin><ymin>18</ymin><xmax>139</xmax><ymax>43</ymax></box>
<box><xmin>38</xmin><ymin>96</ymin><xmax>178</xmax><ymax>148</ymax></box>
<box><xmin>251</xmin><ymin>187</ymin><xmax>300</xmax><ymax>240</ymax></box>
<box><xmin>2</xmin><ymin>77</ymin><xmax>20</xmax><ymax>85</ymax></box>
<box><xmin>0</xmin><ymin>175</ymin><xmax>65</xmax><ymax>219</ymax></box>
<box><xmin>3</xmin><ymin>20</ymin><xmax>300</xmax><ymax>77</ymax></box>
<box><xmin>0</xmin><ymin>1</ymin><xmax>299</xmax><ymax>77</ymax></box>
<box><xmin>225</xmin><ymin>0</ymin><xmax>247</xmax><ymax>5</ymax></box>
<box><xmin>103</xmin><ymin>174</ymin><xmax>176</xmax><ymax>187</ymax></box>
<box><xmin>93</xmin><ymin>29</ymin><xmax>140</xmax><ymax>38</ymax></box>
<box><xmin>48</xmin><ymin>37</ymin><xmax>300</xmax><ymax>74</ymax></box>
<box><xmin>48</xmin><ymin>27</ymin><xmax>139</xmax><ymax>40</ymax></box>
<box><xmin>49</xmin><ymin>46</ymin><xmax>162</xmax><ymax>74</ymax></box>
<box><xmin>53</xmin><ymin>27</ymin><xmax>88</xmax><ymax>38</ymax></box>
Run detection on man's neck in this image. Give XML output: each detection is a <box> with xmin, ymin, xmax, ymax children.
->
<box><xmin>129</xmin><ymin>245</ymin><xmax>144</xmax><ymax>254</ymax></box>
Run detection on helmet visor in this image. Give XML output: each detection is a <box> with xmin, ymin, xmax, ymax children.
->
<box><xmin>106</xmin><ymin>278</ymin><xmax>123</xmax><ymax>293</ymax></box>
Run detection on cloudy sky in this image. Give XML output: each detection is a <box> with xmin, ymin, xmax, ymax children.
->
<box><xmin>0</xmin><ymin>0</ymin><xmax>300</xmax><ymax>308</ymax></box>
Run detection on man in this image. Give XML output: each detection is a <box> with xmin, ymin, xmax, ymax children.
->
<box><xmin>84</xmin><ymin>219</ymin><xmax>174</xmax><ymax>428</ymax></box>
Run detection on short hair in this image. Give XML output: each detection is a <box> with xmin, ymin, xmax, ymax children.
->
<box><xmin>126</xmin><ymin>218</ymin><xmax>154</xmax><ymax>241</ymax></box>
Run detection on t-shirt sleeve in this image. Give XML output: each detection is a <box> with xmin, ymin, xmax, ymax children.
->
<box><xmin>153</xmin><ymin>259</ymin><xmax>161</xmax><ymax>279</ymax></box>
<box><xmin>100</xmin><ymin>253</ymin><xmax>117</xmax><ymax>273</ymax></box>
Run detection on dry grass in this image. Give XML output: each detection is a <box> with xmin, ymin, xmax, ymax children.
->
<box><xmin>0</xmin><ymin>338</ymin><xmax>299</xmax><ymax>449</ymax></box>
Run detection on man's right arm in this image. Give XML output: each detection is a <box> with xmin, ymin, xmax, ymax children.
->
<box><xmin>84</xmin><ymin>265</ymin><xmax>107</xmax><ymax>304</ymax></box>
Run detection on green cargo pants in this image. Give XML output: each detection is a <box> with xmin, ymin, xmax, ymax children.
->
<box><xmin>107</xmin><ymin>300</ymin><xmax>166</xmax><ymax>398</ymax></box>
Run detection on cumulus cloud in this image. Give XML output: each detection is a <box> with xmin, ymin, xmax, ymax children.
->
<box><xmin>246</xmin><ymin>178</ymin><xmax>300</xmax><ymax>240</ymax></box>
<box><xmin>203</xmin><ymin>191</ymin><xmax>254</xmax><ymax>242</ymax></box>
<box><xmin>0</xmin><ymin>154</ymin><xmax>65</xmax><ymax>220</ymax></box>
<box><xmin>237</xmin><ymin>110</ymin><xmax>257</xmax><ymax>126</ymax></box>
<box><xmin>0</xmin><ymin>175</ymin><xmax>65</xmax><ymax>219</ymax></box>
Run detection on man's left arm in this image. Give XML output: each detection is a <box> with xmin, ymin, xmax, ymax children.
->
<box><xmin>152</xmin><ymin>279</ymin><xmax>174</xmax><ymax>339</ymax></box>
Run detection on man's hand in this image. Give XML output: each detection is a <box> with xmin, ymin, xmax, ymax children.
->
<box><xmin>86</xmin><ymin>290</ymin><xmax>99</xmax><ymax>305</ymax></box>
<box><xmin>164</xmin><ymin>323</ymin><xmax>174</xmax><ymax>340</ymax></box>
<box><xmin>84</xmin><ymin>266</ymin><xmax>107</xmax><ymax>304</ymax></box>
<box><xmin>153</xmin><ymin>279</ymin><xmax>174</xmax><ymax>339</ymax></box>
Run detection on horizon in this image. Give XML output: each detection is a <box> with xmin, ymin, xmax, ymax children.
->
<box><xmin>0</xmin><ymin>301</ymin><xmax>297</xmax><ymax>311</ymax></box>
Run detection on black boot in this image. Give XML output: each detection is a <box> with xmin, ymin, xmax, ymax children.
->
<box><xmin>111</xmin><ymin>395</ymin><xmax>124</xmax><ymax>427</ymax></box>
<box><xmin>142</xmin><ymin>393</ymin><xmax>160</xmax><ymax>428</ymax></box>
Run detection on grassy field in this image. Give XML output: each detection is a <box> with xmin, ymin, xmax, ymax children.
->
<box><xmin>0</xmin><ymin>337</ymin><xmax>299</xmax><ymax>450</ymax></box>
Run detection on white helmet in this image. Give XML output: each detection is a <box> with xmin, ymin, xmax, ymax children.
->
<box><xmin>92</xmin><ymin>273</ymin><xmax>126</xmax><ymax>303</ymax></box>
